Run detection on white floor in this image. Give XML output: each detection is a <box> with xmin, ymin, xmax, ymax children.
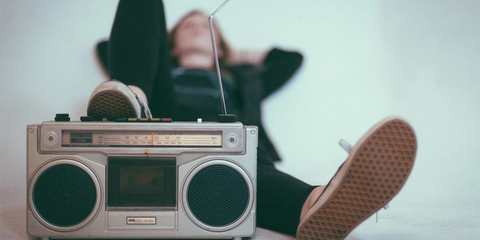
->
<box><xmin>2</xmin><ymin>1</ymin><xmax>480</xmax><ymax>240</ymax></box>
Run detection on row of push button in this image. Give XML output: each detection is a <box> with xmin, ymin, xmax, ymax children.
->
<box><xmin>116</xmin><ymin>118</ymin><xmax>172</xmax><ymax>122</ymax></box>
<box><xmin>55</xmin><ymin>114</ymin><xmax>172</xmax><ymax>122</ymax></box>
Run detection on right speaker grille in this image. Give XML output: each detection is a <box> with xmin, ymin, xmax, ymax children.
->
<box><xmin>187</xmin><ymin>164</ymin><xmax>249</xmax><ymax>227</ymax></box>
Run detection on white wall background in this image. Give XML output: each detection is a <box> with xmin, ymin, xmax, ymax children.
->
<box><xmin>1</xmin><ymin>0</ymin><xmax>479</xmax><ymax>239</ymax></box>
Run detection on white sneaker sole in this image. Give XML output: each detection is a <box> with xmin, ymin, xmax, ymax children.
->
<box><xmin>297</xmin><ymin>117</ymin><xmax>417</xmax><ymax>240</ymax></box>
<box><xmin>87</xmin><ymin>80</ymin><xmax>141</xmax><ymax>121</ymax></box>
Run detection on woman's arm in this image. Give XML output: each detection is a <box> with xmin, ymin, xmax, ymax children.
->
<box><xmin>261</xmin><ymin>48</ymin><xmax>303</xmax><ymax>98</ymax></box>
<box><xmin>225</xmin><ymin>47</ymin><xmax>303</xmax><ymax>99</ymax></box>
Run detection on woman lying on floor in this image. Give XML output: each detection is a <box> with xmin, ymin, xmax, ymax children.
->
<box><xmin>88</xmin><ymin>1</ymin><xmax>418</xmax><ymax>239</ymax></box>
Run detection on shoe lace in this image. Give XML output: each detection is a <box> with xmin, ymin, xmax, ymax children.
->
<box><xmin>135</xmin><ymin>94</ymin><xmax>152</xmax><ymax>119</ymax></box>
<box><xmin>338</xmin><ymin>139</ymin><xmax>390</xmax><ymax>223</ymax></box>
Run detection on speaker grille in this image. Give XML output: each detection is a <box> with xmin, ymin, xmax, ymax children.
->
<box><xmin>33</xmin><ymin>164</ymin><xmax>97</xmax><ymax>227</ymax></box>
<box><xmin>187</xmin><ymin>165</ymin><xmax>249</xmax><ymax>227</ymax></box>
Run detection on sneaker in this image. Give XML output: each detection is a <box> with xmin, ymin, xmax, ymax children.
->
<box><xmin>87</xmin><ymin>80</ymin><xmax>152</xmax><ymax>121</ymax></box>
<box><xmin>297</xmin><ymin>117</ymin><xmax>417</xmax><ymax>240</ymax></box>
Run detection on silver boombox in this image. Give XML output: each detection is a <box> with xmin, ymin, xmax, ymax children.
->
<box><xmin>27</xmin><ymin>1</ymin><xmax>257</xmax><ymax>239</ymax></box>
<box><xmin>26</xmin><ymin>119</ymin><xmax>258</xmax><ymax>240</ymax></box>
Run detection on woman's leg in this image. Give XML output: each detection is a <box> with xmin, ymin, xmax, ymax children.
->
<box><xmin>255</xmin><ymin>141</ymin><xmax>317</xmax><ymax>236</ymax></box>
<box><xmin>256</xmin><ymin>163</ymin><xmax>316</xmax><ymax>236</ymax></box>
<box><xmin>108</xmin><ymin>0</ymin><xmax>171</xmax><ymax>104</ymax></box>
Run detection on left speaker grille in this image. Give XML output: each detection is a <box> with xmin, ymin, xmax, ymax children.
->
<box><xmin>33</xmin><ymin>164</ymin><xmax>97</xmax><ymax>227</ymax></box>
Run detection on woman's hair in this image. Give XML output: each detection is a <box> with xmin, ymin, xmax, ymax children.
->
<box><xmin>169</xmin><ymin>10</ymin><xmax>232</xmax><ymax>68</ymax></box>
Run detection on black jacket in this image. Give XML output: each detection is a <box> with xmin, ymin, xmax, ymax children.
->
<box><xmin>226</xmin><ymin>48</ymin><xmax>303</xmax><ymax>161</ymax></box>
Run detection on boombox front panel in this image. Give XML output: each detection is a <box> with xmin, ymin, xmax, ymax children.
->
<box><xmin>26</xmin><ymin>122</ymin><xmax>257</xmax><ymax>240</ymax></box>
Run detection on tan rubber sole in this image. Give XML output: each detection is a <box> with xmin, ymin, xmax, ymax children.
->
<box><xmin>297</xmin><ymin>117</ymin><xmax>417</xmax><ymax>240</ymax></box>
<box><xmin>87</xmin><ymin>90</ymin><xmax>138</xmax><ymax>121</ymax></box>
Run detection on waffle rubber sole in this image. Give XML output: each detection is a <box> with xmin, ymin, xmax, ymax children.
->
<box><xmin>87</xmin><ymin>90</ymin><xmax>137</xmax><ymax>121</ymax></box>
<box><xmin>297</xmin><ymin>117</ymin><xmax>417</xmax><ymax>240</ymax></box>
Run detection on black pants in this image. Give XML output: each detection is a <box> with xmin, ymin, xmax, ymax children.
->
<box><xmin>108</xmin><ymin>0</ymin><xmax>315</xmax><ymax>235</ymax></box>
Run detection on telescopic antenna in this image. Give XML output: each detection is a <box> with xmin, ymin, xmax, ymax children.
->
<box><xmin>209</xmin><ymin>0</ymin><xmax>237</xmax><ymax>123</ymax></box>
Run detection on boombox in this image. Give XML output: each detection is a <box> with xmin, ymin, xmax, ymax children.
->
<box><xmin>26</xmin><ymin>118</ymin><xmax>258</xmax><ymax>240</ymax></box>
